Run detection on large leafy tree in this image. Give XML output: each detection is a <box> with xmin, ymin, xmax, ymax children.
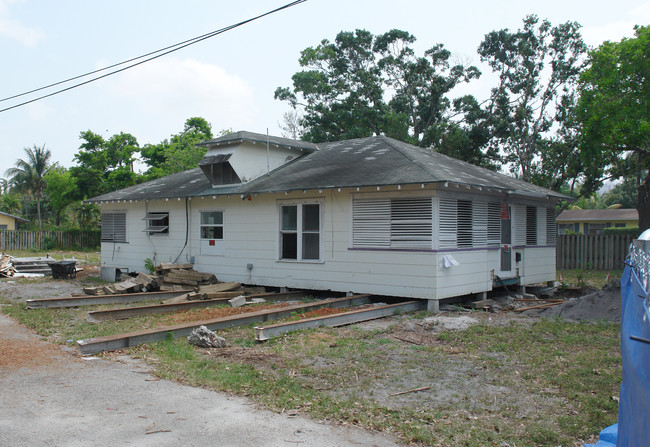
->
<box><xmin>141</xmin><ymin>117</ymin><xmax>215</xmax><ymax>179</ymax></box>
<box><xmin>275</xmin><ymin>29</ymin><xmax>494</xmax><ymax>167</ymax></box>
<box><xmin>70</xmin><ymin>131</ymin><xmax>140</xmax><ymax>199</ymax></box>
<box><xmin>44</xmin><ymin>167</ymin><xmax>78</xmax><ymax>226</ymax></box>
<box><xmin>478</xmin><ymin>15</ymin><xmax>587</xmax><ymax>185</ymax></box>
<box><xmin>578</xmin><ymin>26</ymin><xmax>650</xmax><ymax>229</ymax></box>
<box><xmin>5</xmin><ymin>144</ymin><xmax>52</xmax><ymax>226</ymax></box>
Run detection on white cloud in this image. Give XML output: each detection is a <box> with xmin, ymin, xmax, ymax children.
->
<box><xmin>106</xmin><ymin>57</ymin><xmax>257</xmax><ymax>121</ymax></box>
<box><xmin>581</xmin><ymin>2</ymin><xmax>650</xmax><ymax>46</ymax></box>
<box><xmin>0</xmin><ymin>0</ymin><xmax>45</xmax><ymax>47</ymax></box>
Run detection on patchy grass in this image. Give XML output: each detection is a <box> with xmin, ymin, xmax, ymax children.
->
<box><xmin>558</xmin><ymin>269</ymin><xmax>622</xmax><ymax>290</ymax></box>
<box><xmin>1</xmin><ymin>294</ymin><xmax>621</xmax><ymax>446</ymax></box>
<box><xmin>4</xmin><ymin>249</ymin><xmax>101</xmax><ymax>264</ymax></box>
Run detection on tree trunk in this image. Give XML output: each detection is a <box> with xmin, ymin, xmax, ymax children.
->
<box><xmin>637</xmin><ymin>173</ymin><xmax>650</xmax><ymax>232</ymax></box>
<box><xmin>36</xmin><ymin>197</ymin><xmax>42</xmax><ymax>227</ymax></box>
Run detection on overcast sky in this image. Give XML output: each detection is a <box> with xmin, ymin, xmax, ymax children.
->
<box><xmin>1</xmin><ymin>0</ymin><xmax>648</xmax><ymax>178</ymax></box>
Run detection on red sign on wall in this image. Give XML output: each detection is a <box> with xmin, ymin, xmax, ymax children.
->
<box><xmin>209</xmin><ymin>240</ymin><xmax>215</xmax><ymax>246</ymax></box>
<box><xmin>500</xmin><ymin>204</ymin><xmax>510</xmax><ymax>220</ymax></box>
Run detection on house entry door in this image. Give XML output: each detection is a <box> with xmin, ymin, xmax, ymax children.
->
<box><xmin>499</xmin><ymin>204</ymin><xmax>512</xmax><ymax>273</ymax></box>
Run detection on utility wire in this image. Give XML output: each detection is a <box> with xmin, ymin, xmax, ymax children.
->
<box><xmin>0</xmin><ymin>0</ymin><xmax>307</xmax><ymax>113</ymax></box>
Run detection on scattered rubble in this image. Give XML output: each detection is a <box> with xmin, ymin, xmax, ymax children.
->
<box><xmin>187</xmin><ymin>325</ymin><xmax>227</xmax><ymax>348</ymax></box>
<box><xmin>161</xmin><ymin>282</ymin><xmax>243</xmax><ymax>304</ymax></box>
<box><xmin>228</xmin><ymin>295</ymin><xmax>247</xmax><ymax>308</ymax></box>
<box><xmin>0</xmin><ymin>253</ymin><xmax>16</xmax><ymax>277</ymax></box>
<box><xmin>521</xmin><ymin>279</ymin><xmax>621</xmax><ymax>322</ymax></box>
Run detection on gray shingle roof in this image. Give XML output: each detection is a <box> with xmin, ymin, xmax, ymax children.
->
<box><xmin>197</xmin><ymin>130</ymin><xmax>318</xmax><ymax>152</ymax></box>
<box><xmin>86</xmin><ymin>134</ymin><xmax>570</xmax><ymax>203</ymax></box>
<box><xmin>557</xmin><ymin>208</ymin><xmax>639</xmax><ymax>222</ymax></box>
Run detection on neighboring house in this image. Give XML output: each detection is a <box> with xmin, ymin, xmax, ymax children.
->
<box><xmin>86</xmin><ymin>131</ymin><xmax>569</xmax><ymax>308</ymax></box>
<box><xmin>556</xmin><ymin>209</ymin><xmax>639</xmax><ymax>235</ymax></box>
<box><xmin>0</xmin><ymin>211</ymin><xmax>28</xmax><ymax>230</ymax></box>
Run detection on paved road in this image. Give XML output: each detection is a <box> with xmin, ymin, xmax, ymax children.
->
<box><xmin>0</xmin><ymin>313</ymin><xmax>399</xmax><ymax>447</ymax></box>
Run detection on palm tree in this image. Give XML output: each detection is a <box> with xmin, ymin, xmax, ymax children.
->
<box><xmin>0</xmin><ymin>194</ymin><xmax>21</xmax><ymax>215</ymax></box>
<box><xmin>5</xmin><ymin>144</ymin><xmax>52</xmax><ymax>227</ymax></box>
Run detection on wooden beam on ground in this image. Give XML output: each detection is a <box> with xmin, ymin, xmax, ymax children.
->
<box><xmin>515</xmin><ymin>301</ymin><xmax>564</xmax><ymax>312</ymax></box>
<box><xmin>26</xmin><ymin>290</ymin><xmax>192</xmax><ymax>309</ymax></box>
<box><xmin>254</xmin><ymin>300</ymin><xmax>426</xmax><ymax>341</ymax></box>
<box><xmin>87</xmin><ymin>291</ymin><xmax>306</xmax><ymax>321</ymax></box>
<box><xmin>76</xmin><ymin>295</ymin><xmax>371</xmax><ymax>354</ymax></box>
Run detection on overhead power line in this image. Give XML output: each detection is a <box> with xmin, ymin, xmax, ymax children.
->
<box><xmin>0</xmin><ymin>0</ymin><xmax>307</xmax><ymax>113</ymax></box>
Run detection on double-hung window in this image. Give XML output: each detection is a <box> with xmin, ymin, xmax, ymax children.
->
<box><xmin>101</xmin><ymin>212</ymin><xmax>127</xmax><ymax>243</ymax></box>
<box><xmin>200</xmin><ymin>211</ymin><xmax>223</xmax><ymax>240</ymax></box>
<box><xmin>280</xmin><ymin>202</ymin><xmax>321</xmax><ymax>261</ymax></box>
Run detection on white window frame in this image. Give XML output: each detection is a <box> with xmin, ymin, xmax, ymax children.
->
<box><xmin>278</xmin><ymin>200</ymin><xmax>323</xmax><ymax>262</ymax></box>
<box><xmin>101</xmin><ymin>211</ymin><xmax>127</xmax><ymax>243</ymax></box>
<box><xmin>200</xmin><ymin>211</ymin><xmax>224</xmax><ymax>241</ymax></box>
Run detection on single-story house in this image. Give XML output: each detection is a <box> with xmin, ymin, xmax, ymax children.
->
<box><xmin>556</xmin><ymin>209</ymin><xmax>638</xmax><ymax>235</ymax></box>
<box><xmin>86</xmin><ymin>131</ymin><xmax>569</xmax><ymax>309</ymax></box>
<box><xmin>0</xmin><ymin>211</ymin><xmax>28</xmax><ymax>230</ymax></box>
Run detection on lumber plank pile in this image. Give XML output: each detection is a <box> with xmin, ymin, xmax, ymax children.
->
<box><xmin>0</xmin><ymin>253</ymin><xmax>16</xmax><ymax>278</ymax></box>
<box><xmin>84</xmin><ymin>272</ymin><xmax>162</xmax><ymax>296</ymax></box>
<box><xmin>82</xmin><ymin>263</ymin><xmax>224</xmax><ymax>296</ymax></box>
<box><xmin>156</xmin><ymin>262</ymin><xmax>217</xmax><ymax>287</ymax></box>
<box><xmin>162</xmin><ymin>282</ymin><xmax>243</xmax><ymax>304</ymax></box>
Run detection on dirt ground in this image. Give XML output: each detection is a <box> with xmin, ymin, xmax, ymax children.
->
<box><xmin>0</xmin><ymin>266</ymin><xmax>623</xmax><ymax>446</ymax></box>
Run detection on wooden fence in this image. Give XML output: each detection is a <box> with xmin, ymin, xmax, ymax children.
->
<box><xmin>556</xmin><ymin>234</ymin><xmax>635</xmax><ymax>271</ymax></box>
<box><xmin>0</xmin><ymin>230</ymin><xmax>100</xmax><ymax>251</ymax></box>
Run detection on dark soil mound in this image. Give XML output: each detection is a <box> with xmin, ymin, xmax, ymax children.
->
<box><xmin>524</xmin><ymin>280</ymin><xmax>621</xmax><ymax>322</ymax></box>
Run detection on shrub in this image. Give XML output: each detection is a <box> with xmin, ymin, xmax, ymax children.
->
<box><xmin>603</xmin><ymin>227</ymin><xmax>640</xmax><ymax>237</ymax></box>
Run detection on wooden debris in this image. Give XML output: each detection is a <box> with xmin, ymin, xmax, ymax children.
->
<box><xmin>202</xmin><ymin>291</ymin><xmax>244</xmax><ymax>299</ymax></box>
<box><xmin>390</xmin><ymin>386</ymin><xmax>431</xmax><ymax>397</ymax></box>
<box><xmin>0</xmin><ymin>254</ymin><xmax>16</xmax><ymax>277</ymax></box>
<box><xmin>157</xmin><ymin>262</ymin><xmax>194</xmax><ymax>271</ymax></box>
<box><xmin>162</xmin><ymin>293</ymin><xmax>195</xmax><ymax>305</ymax></box>
<box><xmin>515</xmin><ymin>301</ymin><xmax>563</xmax><ymax>312</ymax></box>
<box><xmin>470</xmin><ymin>299</ymin><xmax>494</xmax><ymax>309</ymax></box>
<box><xmin>199</xmin><ymin>282</ymin><xmax>241</xmax><ymax>294</ymax></box>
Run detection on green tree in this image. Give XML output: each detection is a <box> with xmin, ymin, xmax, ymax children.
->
<box><xmin>141</xmin><ymin>117</ymin><xmax>221</xmax><ymax>179</ymax></box>
<box><xmin>44</xmin><ymin>167</ymin><xmax>78</xmax><ymax>226</ymax></box>
<box><xmin>478</xmin><ymin>15</ymin><xmax>587</xmax><ymax>184</ymax></box>
<box><xmin>0</xmin><ymin>194</ymin><xmax>21</xmax><ymax>215</ymax></box>
<box><xmin>604</xmin><ymin>180</ymin><xmax>638</xmax><ymax>209</ymax></box>
<box><xmin>275</xmin><ymin>29</ymin><xmax>487</xmax><ymax>162</ymax></box>
<box><xmin>5</xmin><ymin>144</ymin><xmax>52</xmax><ymax>226</ymax></box>
<box><xmin>70</xmin><ymin>130</ymin><xmax>140</xmax><ymax>199</ymax></box>
<box><xmin>577</xmin><ymin>26</ymin><xmax>650</xmax><ymax>229</ymax></box>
